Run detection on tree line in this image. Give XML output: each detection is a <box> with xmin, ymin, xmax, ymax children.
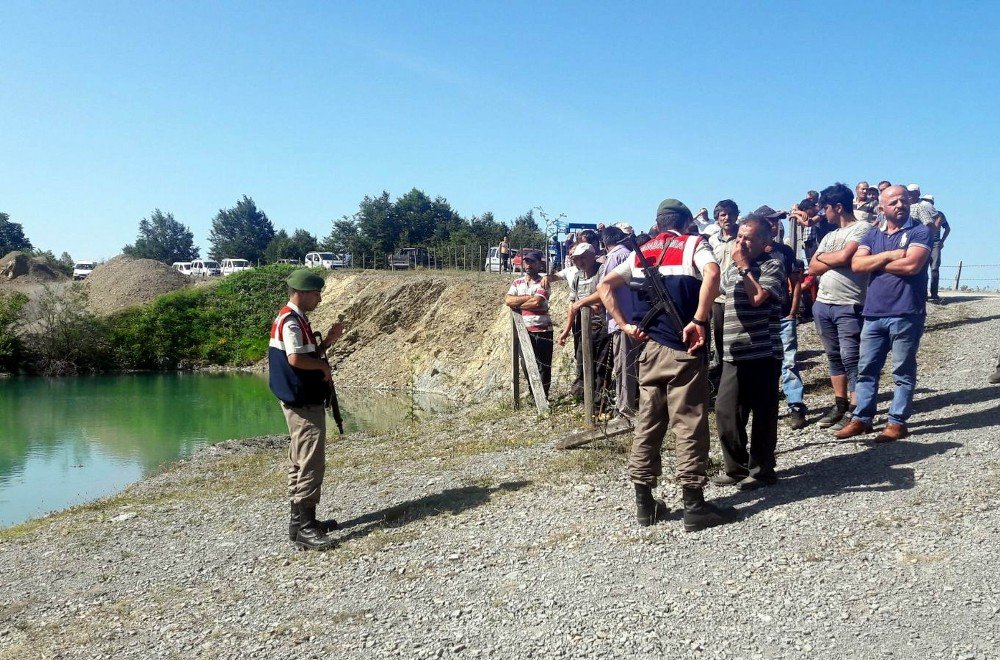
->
<box><xmin>123</xmin><ymin>189</ymin><xmax>548</xmax><ymax>265</ymax></box>
<box><xmin>3</xmin><ymin>189</ymin><xmax>549</xmax><ymax>269</ymax></box>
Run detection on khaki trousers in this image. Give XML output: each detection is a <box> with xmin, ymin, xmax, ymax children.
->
<box><xmin>281</xmin><ymin>403</ymin><xmax>326</xmax><ymax>505</ymax></box>
<box><xmin>612</xmin><ymin>330</ymin><xmax>639</xmax><ymax>417</ymax></box>
<box><xmin>628</xmin><ymin>341</ymin><xmax>710</xmax><ymax>488</ymax></box>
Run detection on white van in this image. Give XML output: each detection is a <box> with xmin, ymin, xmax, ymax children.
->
<box><xmin>304</xmin><ymin>251</ymin><xmax>346</xmax><ymax>269</ymax></box>
<box><xmin>220</xmin><ymin>258</ymin><xmax>252</xmax><ymax>275</ymax></box>
<box><xmin>190</xmin><ymin>259</ymin><xmax>221</xmax><ymax>277</ymax></box>
<box><xmin>72</xmin><ymin>261</ymin><xmax>95</xmax><ymax>280</ymax></box>
<box><xmin>172</xmin><ymin>262</ymin><xmax>193</xmax><ymax>276</ymax></box>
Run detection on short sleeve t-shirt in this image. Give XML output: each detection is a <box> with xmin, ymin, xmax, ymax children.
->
<box><xmin>857</xmin><ymin>217</ymin><xmax>933</xmax><ymax>317</ymax></box>
<box><xmin>508</xmin><ymin>276</ymin><xmax>552</xmax><ymax>332</ymax></box>
<box><xmin>711</xmin><ymin>237</ymin><xmax>736</xmax><ymax>303</ymax></box>
<box><xmin>909</xmin><ymin>201</ymin><xmax>941</xmax><ymax>240</ymax></box>
<box><xmin>815</xmin><ymin>221</ymin><xmax>873</xmax><ymax>306</ymax></box>
<box><xmin>720</xmin><ymin>254</ymin><xmax>785</xmax><ymax>362</ymax></box>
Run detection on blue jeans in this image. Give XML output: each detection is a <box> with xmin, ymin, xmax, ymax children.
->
<box><xmin>813</xmin><ymin>302</ymin><xmax>863</xmax><ymax>393</ymax></box>
<box><xmin>779</xmin><ymin>318</ymin><xmax>805</xmax><ymax>411</ymax></box>
<box><xmin>852</xmin><ymin>315</ymin><xmax>925</xmax><ymax>427</ymax></box>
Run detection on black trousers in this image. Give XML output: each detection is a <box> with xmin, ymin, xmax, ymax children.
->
<box><xmin>709</xmin><ymin>301</ymin><xmax>726</xmax><ymax>390</ymax></box>
<box><xmin>527</xmin><ymin>330</ymin><xmax>553</xmax><ymax>397</ymax></box>
<box><xmin>716</xmin><ymin>358</ymin><xmax>781</xmax><ymax>479</ymax></box>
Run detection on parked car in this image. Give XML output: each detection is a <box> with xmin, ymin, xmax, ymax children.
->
<box><xmin>220</xmin><ymin>258</ymin><xmax>252</xmax><ymax>275</ymax></box>
<box><xmin>276</xmin><ymin>258</ymin><xmax>300</xmax><ymax>265</ymax></box>
<box><xmin>172</xmin><ymin>261</ymin><xmax>194</xmax><ymax>276</ymax></box>
<box><xmin>72</xmin><ymin>261</ymin><xmax>95</xmax><ymax>280</ymax></box>
<box><xmin>304</xmin><ymin>251</ymin><xmax>352</xmax><ymax>270</ymax></box>
<box><xmin>190</xmin><ymin>259</ymin><xmax>221</xmax><ymax>277</ymax></box>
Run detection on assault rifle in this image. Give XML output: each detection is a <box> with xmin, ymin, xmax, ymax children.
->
<box><xmin>313</xmin><ymin>330</ymin><xmax>345</xmax><ymax>435</ymax></box>
<box><xmin>621</xmin><ymin>233</ymin><xmax>704</xmax><ymax>356</ymax></box>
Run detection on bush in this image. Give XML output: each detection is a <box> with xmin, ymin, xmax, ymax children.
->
<box><xmin>104</xmin><ymin>263</ymin><xmax>310</xmax><ymax>369</ymax></box>
<box><xmin>0</xmin><ymin>291</ymin><xmax>28</xmax><ymax>371</ymax></box>
<box><xmin>22</xmin><ymin>285</ymin><xmax>111</xmax><ymax>375</ymax></box>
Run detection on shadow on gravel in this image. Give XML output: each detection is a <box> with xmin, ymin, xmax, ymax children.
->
<box><xmin>926</xmin><ymin>313</ymin><xmax>1000</xmax><ymax>332</ymax></box>
<box><xmin>334</xmin><ymin>480</ymin><xmax>531</xmax><ymax>544</ymax></box>
<box><xmin>716</xmin><ymin>441</ymin><xmax>961</xmax><ymax>520</ymax></box>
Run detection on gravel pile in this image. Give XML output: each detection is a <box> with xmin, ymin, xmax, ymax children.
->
<box><xmin>0</xmin><ymin>251</ymin><xmax>64</xmax><ymax>285</ymax></box>
<box><xmin>84</xmin><ymin>255</ymin><xmax>190</xmax><ymax>315</ymax></box>
<box><xmin>2</xmin><ymin>293</ymin><xmax>999</xmax><ymax>659</ymax></box>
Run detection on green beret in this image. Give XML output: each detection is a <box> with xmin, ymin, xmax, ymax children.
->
<box><xmin>656</xmin><ymin>198</ymin><xmax>693</xmax><ymax>221</ymax></box>
<box><xmin>286</xmin><ymin>269</ymin><xmax>325</xmax><ymax>292</ymax></box>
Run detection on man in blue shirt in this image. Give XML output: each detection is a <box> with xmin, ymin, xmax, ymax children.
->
<box><xmin>835</xmin><ymin>185</ymin><xmax>933</xmax><ymax>442</ymax></box>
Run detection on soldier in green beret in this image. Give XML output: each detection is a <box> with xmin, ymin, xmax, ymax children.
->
<box><xmin>268</xmin><ymin>269</ymin><xmax>343</xmax><ymax>550</ymax></box>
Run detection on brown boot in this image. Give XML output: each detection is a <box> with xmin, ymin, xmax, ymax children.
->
<box><xmin>874</xmin><ymin>423</ymin><xmax>909</xmax><ymax>443</ymax></box>
<box><xmin>833</xmin><ymin>418</ymin><xmax>873</xmax><ymax>439</ymax></box>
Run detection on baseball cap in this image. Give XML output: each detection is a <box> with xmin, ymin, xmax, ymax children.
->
<box><xmin>906</xmin><ymin>183</ymin><xmax>921</xmax><ymax>192</ymax></box>
<box><xmin>570</xmin><ymin>243</ymin><xmax>595</xmax><ymax>257</ymax></box>
<box><xmin>615</xmin><ymin>222</ymin><xmax>633</xmax><ymax>234</ymax></box>
<box><xmin>920</xmin><ymin>193</ymin><xmax>935</xmax><ymax>203</ymax></box>
<box><xmin>521</xmin><ymin>250</ymin><xmax>544</xmax><ymax>263</ymax></box>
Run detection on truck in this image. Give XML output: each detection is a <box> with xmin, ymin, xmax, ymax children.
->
<box><xmin>220</xmin><ymin>258</ymin><xmax>252</xmax><ymax>275</ymax></box>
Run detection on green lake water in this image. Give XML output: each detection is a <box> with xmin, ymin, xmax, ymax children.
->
<box><xmin>0</xmin><ymin>373</ymin><xmax>453</xmax><ymax>528</ymax></box>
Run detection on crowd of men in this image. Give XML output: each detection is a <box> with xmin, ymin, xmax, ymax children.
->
<box><xmin>504</xmin><ymin>181</ymin><xmax>956</xmax><ymax>532</ymax></box>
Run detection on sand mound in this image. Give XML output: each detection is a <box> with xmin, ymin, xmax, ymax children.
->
<box><xmin>0</xmin><ymin>251</ymin><xmax>64</xmax><ymax>283</ymax></box>
<box><xmin>84</xmin><ymin>255</ymin><xmax>190</xmax><ymax>315</ymax></box>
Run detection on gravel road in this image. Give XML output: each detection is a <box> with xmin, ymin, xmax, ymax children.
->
<box><xmin>2</xmin><ymin>293</ymin><xmax>999</xmax><ymax>659</ymax></box>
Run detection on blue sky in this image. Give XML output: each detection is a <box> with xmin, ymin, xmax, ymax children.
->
<box><xmin>2</xmin><ymin>1</ymin><xmax>997</xmax><ymax>279</ymax></box>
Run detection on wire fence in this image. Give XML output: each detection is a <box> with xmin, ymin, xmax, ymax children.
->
<box><xmin>938</xmin><ymin>263</ymin><xmax>1000</xmax><ymax>291</ymax></box>
<box><xmin>350</xmin><ymin>245</ymin><xmax>557</xmax><ymax>273</ymax></box>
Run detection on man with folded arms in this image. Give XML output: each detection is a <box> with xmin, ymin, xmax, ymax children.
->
<box><xmin>836</xmin><ymin>185</ymin><xmax>932</xmax><ymax>442</ymax></box>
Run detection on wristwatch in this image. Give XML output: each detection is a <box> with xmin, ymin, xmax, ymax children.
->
<box><xmin>692</xmin><ymin>317</ymin><xmax>709</xmax><ymax>328</ymax></box>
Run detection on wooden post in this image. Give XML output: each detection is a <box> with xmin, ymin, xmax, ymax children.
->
<box><xmin>581</xmin><ymin>306</ymin><xmax>594</xmax><ymax>429</ymax></box>
<box><xmin>511</xmin><ymin>316</ymin><xmax>521</xmax><ymax>409</ymax></box>
<box><xmin>511</xmin><ymin>312</ymin><xmax>549</xmax><ymax>414</ymax></box>
<box><xmin>954</xmin><ymin>260</ymin><xmax>963</xmax><ymax>290</ymax></box>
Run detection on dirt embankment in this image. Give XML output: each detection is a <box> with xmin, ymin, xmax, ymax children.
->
<box><xmin>0</xmin><ymin>251</ymin><xmax>65</xmax><ymax>287</ymax></box>
<box><xmin>308</xmin><ymin>270</ymin><xmax>573</xmax><ymax>401</ymax></box>
<box><xmin>84</xmin><ymin>255</ymin><xmax>190</xmax><ymax>316</ymax></box>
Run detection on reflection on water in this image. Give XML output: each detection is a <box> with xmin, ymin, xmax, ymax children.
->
<box><xmin>0</xmin><ymin>373</ymin><xmax>453</xmax><ymax>528</ymax></box>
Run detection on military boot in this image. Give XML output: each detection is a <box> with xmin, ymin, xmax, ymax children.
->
<box><xmin>682</xmin><ymin>486</ymin><xmax>739</xmax><ymax>533</ymax></box>
<box><xmin>634</xmin><ymin>484</ymin><xmax>668</xmax><ymax>527</ymax></box>
<box><xmin>288</xmin><ymin>502</ymin><xmax>303</xmax><ymax>541</ymax></box>
<box><xmin>294</xmin><ymin>504</ymin><xmax>336</xmax><ymax>551</ymax></box>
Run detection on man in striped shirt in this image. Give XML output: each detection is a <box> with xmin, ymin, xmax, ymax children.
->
<box><xmin>505</xmin><ymin>250</ymin><xmax>553</xmax><ymax>398</ymax></box>
<box><xmin>714</xmin><ymin>215</ymin><xmax>786</xmax><ymax>491</ymax></box>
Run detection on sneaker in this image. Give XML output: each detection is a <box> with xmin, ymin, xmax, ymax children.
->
<box><xmin>989</xmin><ymin>368</ymin><xmax>1000</xmax><ymax>385</ymax></box>
<box><xmin>816</xmin><ymin>405</ymin><xmax>847</xmax><ymax>429</ymax></box>
<box><xmin>788</xmin><ymin>409</ymin><xmax>808</xmax><ymax>430</ymax></box>
<box><xmin>829</xmin><ymin>416</ymin><xmax>849</xmax><ymax>432</ymax></box>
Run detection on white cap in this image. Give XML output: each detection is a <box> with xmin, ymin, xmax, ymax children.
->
<box><xmin>906</xmin><ymin>183</ymin><xmax>921</xmax><ymax>192</ymax></box>
<box><xmin>920</xmin><ymin>193</ymin><xmax>935</xmax><ymax>203</ymax></box>
<box><xmin>570</xmin><ymin>243</ymin><xmax>595</xmax><ymax>257</ymax></box>
<box><xmin>615</xmin><ymin>222</ymin><xmax>633</xmax><ymax>234</ymax></box>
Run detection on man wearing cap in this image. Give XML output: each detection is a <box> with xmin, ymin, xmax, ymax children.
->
<box><xmin>505</xmin><ymin>250</ymin><xmax>553</xmax><ymax>398</ymax></box>
<box><xmin>569</xmin><ymin>226</ymin><xmax>639</xmax><ymax>418</ymax></box>
<box><xmin>907</xmin><ymin>186</ymin><xmax>950</xmax><ymax>303</ymax></box>
<box><xmin>557</xmin><ymin>242</ymin><xmax>608</xmax><ymax>402</ymax></box>
<box><xmin>598</xmin><ymin>198</ymin><xmax>738</xmax><ymax>532</ymax></box>
<box><xmin>269</xmin><ymin>270</ymin><xmax>344</xmax><ymax>550</ymax></box>
<box><xmin>835</xmin><ymin>185</ymin><xmax>932</xmax><ymax>442</ymax></box>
